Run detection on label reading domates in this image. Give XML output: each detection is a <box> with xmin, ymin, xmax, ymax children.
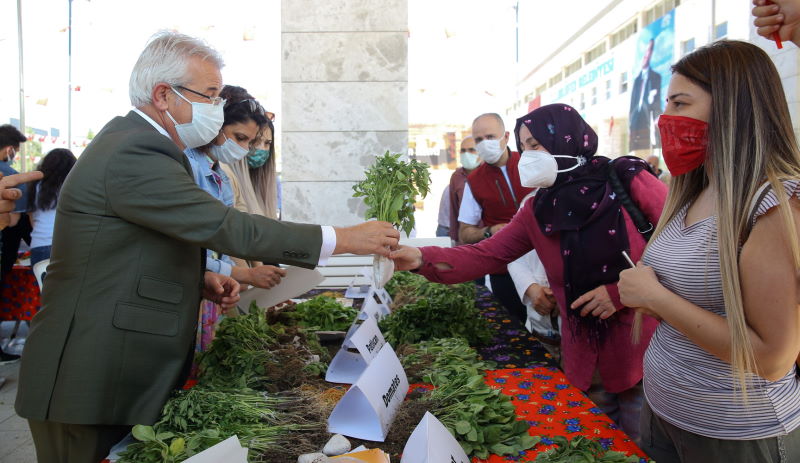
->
<box><xmin>328</xmin><ymin>344</ymin><xmax>408</xmax><ymax>442</ymax></box>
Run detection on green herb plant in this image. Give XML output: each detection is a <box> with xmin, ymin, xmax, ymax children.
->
<box><xmin>380</xmin><ymin>275</ymin><xmax>491</xmax><ymax>346</ymax></box>
<box><xmin>420</xmin><ymin>370</ymin><xmax>540</xmax><ymax>459</ymax></box>
<box><xmin>118</xmin><ymin>425</ymin><xmax>224</xmax><ymax>463</ymax></box>
<box><xmin>534</xmin><ymin>435</ymin><xmax>652</xmax><ymax>463</ymax></box>
<box><xmin>294</xmin><ymin>296</ymin><xmax>358</xmax><ymax>332</ymax></box>
<box><xmin>197</xmin><ymin>306</ymin><xmax>328</xmax><ymax>390</ymax></box>
<box><xmin>352</xmin><ymin>151</ymin><xmax>431</xmax><ymax>236</ymax></box>
<box><xmin>399</xmin><ymin>337</ymin><xmax>496</xmax><ymax>383</ymax></box>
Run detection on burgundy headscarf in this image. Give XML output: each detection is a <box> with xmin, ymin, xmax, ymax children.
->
<box><xmin>515</xmin><ymin>104</ymin><xmax>650</xmax><ymax>343</ymax></box>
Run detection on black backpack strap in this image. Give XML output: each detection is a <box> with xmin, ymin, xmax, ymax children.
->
<box><xmin>607</xmin><ymin>159</ymin><xmax>654</xmax><ymax>242</ymax></box>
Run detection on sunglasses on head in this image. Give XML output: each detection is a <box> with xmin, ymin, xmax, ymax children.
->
<box><xmin>229</xmin><ymin>98</ymin><xmax>276</xmax><ymax>122</ymax></box>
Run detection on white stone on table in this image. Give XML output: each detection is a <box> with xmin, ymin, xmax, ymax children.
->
<box><xmin>298</xmin><ymin>452</ymin><xmax>330</xmax><ymax>463</ymax></box>
<box><xmin>322</xmin><ymin>433</ymin><xmax>352</xmax><ymax>456</ymax></box>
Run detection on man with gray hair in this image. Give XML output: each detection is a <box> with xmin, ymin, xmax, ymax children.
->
<box><xmin>15</xmin><ymin>31</ymin><xmax>399</xmax><ymax>462</ymax></box>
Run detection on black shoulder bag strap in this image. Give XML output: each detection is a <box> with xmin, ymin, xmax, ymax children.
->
<box><xmin>607</xmin><ymin>159</ymin><xmax>654</xmax><ymax>242</ymax></box>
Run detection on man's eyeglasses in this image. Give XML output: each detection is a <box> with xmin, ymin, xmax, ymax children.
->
<box><xmin>460</xmin><ymin>148</ymin><xmax>477</xmax><ymax>154</ymax></box>
<box><xmin>173</xmin><ymin>85</ymin><xmax>225</xmax><ymax>106</ymax></box>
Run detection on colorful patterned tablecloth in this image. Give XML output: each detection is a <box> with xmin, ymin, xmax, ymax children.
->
<box><xmin>473</xmin><ymin>285</ymin><xmax>556</xmax><ymax>369</ymax></box>
<box><xmin>121</xmin><ymin>284</ymin><xmax>647</xmax><ymax>462</ymax></box>
<box><xmin>0</xmin><ymin>265</ymin><xmax>40</xmax><ymax>321</ymax></box>
<box><xmin>478</xmin><ymin>367</ymin><xmax>647</xmax><ymax>462</ymax></box>
<box><xmin>307</xmin><ymin>285</ymin><xmax>647</xmax><ymax>461</ymax></box>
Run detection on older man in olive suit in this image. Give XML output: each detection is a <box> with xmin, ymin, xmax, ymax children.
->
<box><xmin>14</xmin><ymin>31</ymin><xmax>399</xmax><ymax>463</ymax></box>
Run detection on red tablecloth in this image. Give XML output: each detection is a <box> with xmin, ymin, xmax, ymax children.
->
<box><xmin>477</xmin><ymin>367</ymin><xmax>647</xmax><ymax>462</ymax></box>
<box><xmin>0</xmin><ymin>265</ymin><xmax>40</xmax><ymax>321</ymax></box>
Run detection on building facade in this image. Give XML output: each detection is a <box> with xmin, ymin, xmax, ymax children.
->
<box><xmin>509</xmin><ymin>0</ymin><xmax>800</xmax><ymax>159</ymax></box>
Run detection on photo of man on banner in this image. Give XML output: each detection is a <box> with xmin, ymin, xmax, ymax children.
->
<box><xmin>628</xmin><ymin>10</ymin><xmax>674</xmax><ymax>153</ymax></box>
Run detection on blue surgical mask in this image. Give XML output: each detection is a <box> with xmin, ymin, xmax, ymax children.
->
<box><xmin>210</xmin><ymin>135</ymin><xmax>249</xmax><ymax>164</ymax></box>
<box><xmin>247</xmin><ymin>149</ymin><xmax>270</xmax><ymax>169</ymax></box>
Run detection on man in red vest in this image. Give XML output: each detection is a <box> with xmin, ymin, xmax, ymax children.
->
<box><xmin>457</xmin><ymin>113</ymin><xmax>533</xmax><ymax>321</ymax></box>
<box><xmin>447</xmin><ymin>136</ymin><xmax>480</xmax><ymax>244</ymax></box>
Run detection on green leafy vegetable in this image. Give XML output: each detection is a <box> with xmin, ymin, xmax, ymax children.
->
<box><xmin>399</xmin><ymin>337</ymin><xmax>495</xmax><ymax>383</ymax></box>
<box><xmin>352</xmin><ymin>151</ymin><xmax>431</xmax><ymax>236</ymax></box>
<box><xmin>197</xmin><ymin>306</ymin><xmax>328</xmax><ymax>391</ymax></box>
<box><xmin>294</xmin><ymin>296</ymin><xmax>358</xmax><ymax>331</ymax></box>
<box><xmin>418</xmin><ymin>370</ymin><xmax>539</xmax><ymax>459</ymax></box>
<box><xmin>380</xmin><ymin>274</ymin><xmax>491</xmax><ymax>346</ymax></box>
<box><xmin>119</xmin><ymin>426</ymin><xmax>225</xmax><ymax>463</ymax></box>
<box><xmin>534</xmin><ymin>435</ymin><xmax>651</xmax><ymax>462</ymax></box>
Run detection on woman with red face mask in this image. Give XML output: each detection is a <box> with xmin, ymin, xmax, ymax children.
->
<box><xmin>618</xmin><ymin>40</ymin><xmax>800</xmax><ymax>462</ymax></box>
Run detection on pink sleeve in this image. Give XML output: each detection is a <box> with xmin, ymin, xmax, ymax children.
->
<box><xmin>629</xmin><ymin>171</ymin><xmax>668</xmax><ymax>227</ymax></box>
<box><xmin>418</xmin><ymin>200</ymin><xmax>536</xmax><ymax>284</ymax></box>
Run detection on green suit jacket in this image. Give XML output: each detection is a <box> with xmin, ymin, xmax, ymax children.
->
<box><xmin>15</xmin><ymin>111</ymin><xmax>323</xmax><ymax>425</ymax></box>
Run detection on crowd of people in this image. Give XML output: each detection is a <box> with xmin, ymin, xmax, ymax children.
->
<box><xmin>0</xmin><ymin>3</ymin><xmax>797</xmax><ymax>463</ymax></box>
<box><xmin>393</xmin><ymin>5</ymin><xmax>800</xmax><ymax>460</ymax></box>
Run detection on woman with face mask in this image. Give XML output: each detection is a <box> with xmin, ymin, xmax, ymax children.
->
<box><xmin>184</xmin><ymin>85</ymin><xmax>286</xmax><ymax>354</ymax></box>
<box><xmin>218</xmin><ymin>86</ymin><xmax>281</xmax><ymax>271</ymax></box>
<box><xmin>618</xmin><ymin>41</ymin><xmax>800</xmax><ymax>462</ymax></box>
<box><xmin>391</xmin><ymin>103</ymin><xmax>668</xmax><ymax>442</ymax></box>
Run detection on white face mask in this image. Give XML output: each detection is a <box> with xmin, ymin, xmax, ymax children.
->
<box><xmin>460</xmin><ymin>151</ymin><xmax>480</xmax><ymax>170</ymax></box>
<box><xmin>166</xmin><ymin>87</ymin><xmax>225</xmax><ymax>149</ymax></box>
<box><xmin>518</xmin><ymin>150</ymin><xmax>585</xmax><ymax>188</ymax></box>
<box><xmin>210</xmin><ymin>135</ymin><xmax>249</xmax><ymax>164</ymax></box>
<box><xmin>475</xmin><ymin>138</ymin><xmax>504</xmax><ymax>164</ymax></box>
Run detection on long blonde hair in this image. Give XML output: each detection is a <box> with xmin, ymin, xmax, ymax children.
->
<box><xmin>654</xmin><ymin>41</ymin><xmax>800</xmax><ymax>395</ymax></box>
<box><xmin>226</xmin><ymin>127</ymin><xmax>279</xmax><ymax>220</ymax></box>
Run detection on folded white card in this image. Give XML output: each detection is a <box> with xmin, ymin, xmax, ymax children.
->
<box><xmin>183</xmin><ymin>435</ymin><xmax>248</xmax><ymax>463</ymax></box>
<box><xmin>326</xmin><ymin>317</ymin><xmax>387</xmax><ymax>384</ymax></box>
<box><xmin>401</xmin><ymin>412</ymin><xmax>469</xmax><ymax>463</ymax></box>
<box><xmin>328</xmin><ymin>344</ymin><xmax>408</xmax><ymax>442</ymax></box>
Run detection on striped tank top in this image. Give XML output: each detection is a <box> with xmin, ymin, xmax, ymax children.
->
<box><xmin>642</xmin><ymin>180</ymin><xmax>800</xmax><ymax>439</ymax></box>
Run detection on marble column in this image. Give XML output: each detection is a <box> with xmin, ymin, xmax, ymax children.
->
<box><xmin>281</xmin><ymin>0</ymin><xmax>409</xmax><ymax>225</ymax></box>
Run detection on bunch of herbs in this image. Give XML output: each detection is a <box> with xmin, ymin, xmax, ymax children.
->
<box><xmin>398</xmin><ymin>337</ymin><xmax>495</xmax><ymax>383</ymax></box>
<box><xmin>197</xmin><ymin>306</ymin><xmax>328</xmax><ymax>391</ymax></box>
<box><xmin>380</xmin><ymin>280</ymin><xmax>491</xmax><ymax>346</ymax></box>
<box><xmin>420</xmin><ymin>370</ymin><xmax>539</xmax><ymax>459</ymax></box>
<box><xmin>294</xmin><ymin>296</ymin><xmax>358</xmax><ymax>332</ymax></box>
<box><xmin>534</xmin><ymin>435</ymin><xmax>651</xmax><ymax>463</ymax></box>
<box><xmin>352</xmin><ymin>152</ymin><xmax>431</xmax><ymax>236</ymax></box>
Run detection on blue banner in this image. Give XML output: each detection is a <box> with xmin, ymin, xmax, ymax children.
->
<box><xmin>628</xmin><ymin>10</ymin><xmax>675</xmax><ymax>151</ymax></box>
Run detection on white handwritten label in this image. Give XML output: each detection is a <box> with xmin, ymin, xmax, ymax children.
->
<box><xmin>328</xmin><ymin>344</ymin><xmax>409</xmax><ymax>442</ymax></box>
<box><xmin>326</xmin><ymin>317</ymin><xmax>386</xmax><ymax>384</ymax></box>
<box><xmin>400</xmin><ymin>412</ymin><xmax>469</xmax><ymax>463</ymax></box>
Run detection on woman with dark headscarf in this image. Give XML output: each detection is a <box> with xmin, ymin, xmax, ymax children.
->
<box><xmin>391</xmin><ymin>104</ymin><xmax>668</xmax><ymax>441</ymax></box>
